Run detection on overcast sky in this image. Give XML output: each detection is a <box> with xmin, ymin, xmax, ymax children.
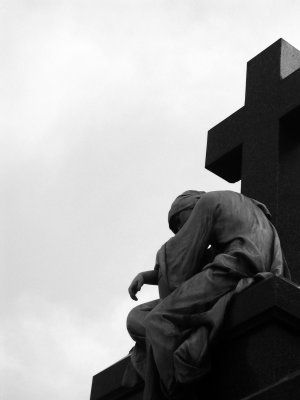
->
<box><xmin>1</xmin><ymin>1</ymin><xmax>300</xmax><ymax>399</ymax></box>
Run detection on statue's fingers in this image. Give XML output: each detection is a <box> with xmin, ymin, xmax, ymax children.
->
<box><xmin>128</xmin><ymin>286</ymin><xmax>134</xmax><ymax>298</ymax></box>
<box><xmin>130</xmin><ymin>290</ymin><xmax>138</xmax><ymax>301</ymax></box>
<box><xmin>129</xmin><ymin>291</ymin><xmax>138</xmax><ymax>301</ymax></box>
<box><xmin>128</xmin><ymin>284</ymin><xmax>138</xmax><ymax>300</ymax></box>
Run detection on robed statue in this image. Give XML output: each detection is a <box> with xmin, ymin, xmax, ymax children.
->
<box><xmin>124</xmin><ymin>190</ymin><xmax>290</xmax><ymax>400</ymax></box>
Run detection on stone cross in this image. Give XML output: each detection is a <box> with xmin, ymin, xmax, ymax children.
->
<box><xmin>206</xmin><ymin>39</ymin><xmax>300</xmax><ymax>283</ymax></box>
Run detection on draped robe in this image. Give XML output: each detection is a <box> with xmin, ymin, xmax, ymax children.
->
<box><xmin>125</xmin><ymin>191</ymin><xmax>290</xmax><ymax>400</ymax></box>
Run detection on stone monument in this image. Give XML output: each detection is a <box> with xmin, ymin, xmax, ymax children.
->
<box><xmin>90</xmin><ymin>39</ymin><xmax>300</xmax><ymax>400</ymax></box>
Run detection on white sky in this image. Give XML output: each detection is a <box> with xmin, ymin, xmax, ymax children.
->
<box><xmin>1</xmin><ymin>1</ymin><xmax>300</xmax><ymax>399</ymax></box>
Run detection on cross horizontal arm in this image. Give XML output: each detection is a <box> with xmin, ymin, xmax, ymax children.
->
<box><xmin>206</xmin><ymin>107</ymin><xmax>245</xmax><ymax>182</ymax></box>
<box><xmin>280</xmin><ymin>67</ymin><xmax>300</xmax><ymax>116</ymax></box>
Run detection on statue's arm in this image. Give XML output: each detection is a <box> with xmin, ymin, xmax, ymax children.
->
<box><xmin>128</xmin><ymin>270</ymin><xmax>159</xmax><ymax>301</ymax></box>
<box><xmin>142</xmin><ymin>270</ymin><xmax>159</xmax><ymax>285</ymax></box>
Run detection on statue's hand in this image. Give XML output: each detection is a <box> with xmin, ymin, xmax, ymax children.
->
<box><xmin>128</xmin><ymin>273</ymin><xmax>144</xmax><ymax>301</ymax></box>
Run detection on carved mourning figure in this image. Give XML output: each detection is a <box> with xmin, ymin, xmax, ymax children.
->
<box><xmin>125</xmin><ymin>190</ymin><xmax>290</xmax><ymax>400</ymax></box>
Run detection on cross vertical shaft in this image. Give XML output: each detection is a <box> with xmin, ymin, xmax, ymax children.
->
<box><xmin>206</xmin><ymin>39</ymin><xmax>300</xmax><ymax>282</ymax></box>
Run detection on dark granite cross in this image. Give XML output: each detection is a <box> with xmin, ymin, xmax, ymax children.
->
<box><xmin>206</xmin><ymin>39</ymin><xmax>300</xmax><ymax>283</ymax></box>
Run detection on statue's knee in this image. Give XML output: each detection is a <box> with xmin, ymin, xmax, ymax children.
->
<box><xmin>144</xmin><ymin>309</ymin><xmax>161</xmax><ymax>332</ymax></box>
<box><xmin>127</xmin><ymin>304</ymin><xmax>148</xmax><ymax>338</ymax></box>
<box><xmin>126</xmin><ymin>306</ymin><xmax>139</xmax><ymax>334</ymax></box>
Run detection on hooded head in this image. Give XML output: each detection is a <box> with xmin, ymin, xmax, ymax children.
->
<box><xmin>168</xmin><ymin>190</ymin><xmax>206</xmax><ymax>233</ymax></box>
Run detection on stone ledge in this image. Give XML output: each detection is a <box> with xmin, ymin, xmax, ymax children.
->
<box><xmin>90</xmin><ymin>356</ymin><xmax>143</xmax><ymax>400</ymax></box>
<box><xmin>225</xmin><ymin>276</ymin><xmax>300</xmax><ymax>336</ymax></box>
<box><xmin>242</xmin><ymin>370</ymin><xmax>300</xmax><ymax>400</ymax></box>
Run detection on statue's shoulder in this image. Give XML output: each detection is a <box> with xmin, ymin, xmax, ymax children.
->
<box><xmin>200</xmin><ymin>191</ymin><xmax>245</xmax><ymax>213</ymax></box>
<box><xmin>202</xmin><ymin>190</ymin><xmax>241</xmax><ymax>203</ymax></box>
<box><xmin>194</xmin><ymin>191</ymin><xmax>224</xmax><ymax>211</ymax></box>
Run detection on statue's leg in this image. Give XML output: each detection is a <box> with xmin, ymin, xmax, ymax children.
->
<box><xmin>127</xmin><ymin>299</ymin><xmax>160</xmax><ymax>342</ymax></box>
<box><xmin>143</xmin><ymin>267</ymin><xmax>244</xmax><ymax>396</ymax></box>
<box><xmin>124</xmin><ymin>299</ymin><xmax>160</xmax><ymax>387</ymax></box>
